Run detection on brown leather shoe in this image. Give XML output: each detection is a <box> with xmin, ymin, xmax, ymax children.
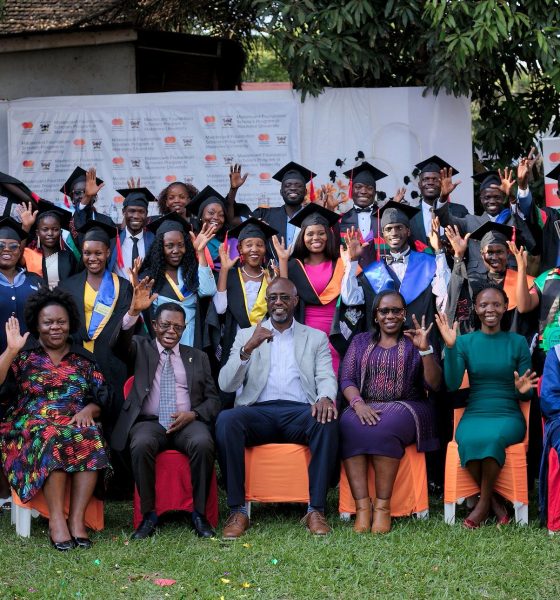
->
<box><xmin>222</xmin><ymin>512</ymin><xmax>250</xmax><ymax>539</ymax></box>
<box><xmin>353</xmin><ymin>497</ymin><xmax>372</xmax><ymax>533</ymax></box>
<box><xmin>371</xmin><ymin>498</ymin><xmax>391</xmax><ymax>534</ymax></box>
<box><xmin>301</xmin><ymin>510</ymin><xmax>331</xmax><ymax>535</ymax></box>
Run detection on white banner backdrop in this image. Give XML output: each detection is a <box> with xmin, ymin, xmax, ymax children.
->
<box><xmin>542</xmin><ymin>137</ymin><xmax>560</xmax><ymax>208</ymax></box>
<box><xmin>5</xmin><ymin>88</ymin><xmax>473</xmax><ymax>219</ymax></box>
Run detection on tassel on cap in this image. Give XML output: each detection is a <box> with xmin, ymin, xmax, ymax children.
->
<box><xmin>115</xmin><ymin>230</ymin><xmax>124</xmax><ymax>269</ymax></box>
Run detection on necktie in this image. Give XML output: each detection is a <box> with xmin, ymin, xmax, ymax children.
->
<box><xmin>131</xmin><ymin>236</ymin><xmax>139</xmax><ymax>267</ymax></box>
<box><xmin>159</xmin><ymin>349</ymin><xmax>177</xmax><ymax>430</ymax></box>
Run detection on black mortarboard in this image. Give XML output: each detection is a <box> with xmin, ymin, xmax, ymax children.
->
<box><xmin>116</xmin><ymin>187</ymin><xmax>156</xmax><ymax>210</ymax></box>
<box><xmin>288</xmin><ymin>203</ymin><xmax>339</xmax><ymax>229</ymax></box>
<box><xmin>272</xmin><ymin>162</ymin><xmax>316</xmax><ymax>184</ymax></box>
<box><xmin>228</xmin><ymin>217</ymin><xmax>279</xmax><ymax>242</ymax></box>
<box><xmin>379</xmin><ymin>200</ymin><xmax>420</xmax><ymax>229</ymax></box>
<box><xmin>147</xmin><ymin>212</ymin><xmax>190</xmax><ymax>236</ymax></box>
<box><xmin>59</xmin><ymin>167</ymin><xmax>103</xmax><ymax>196</ymax></box>
<box><xmin>472</xmin><ymin>171</ymin><xmax>501</xmax><ymax>191</ymax></box>
<box><xmin>415</xmin><ymin>155</ymin><xmax>459</xmax><ymax>176</ymax></box>
<box><xmin>469</xmin><ymin>221</ymin><xmax>513</xmax><ymax>248</ymax></box>
<box><xmin>36</xmin><ymin>199</ymin><xmax>72</xmax><ymax>231</ymax></box>
<box><xmin>343</xmin><ymin>161</ymin><xmax>387</xmax><ymax>186</ymax></box>
<box><xmin>187</xmin><ymin>186</ymin><xmax>227</xmax><ymax>218</ymax></box>
<box><xmin>78</xmin><ymin>214</ymin><xmax>118</xmax><ymax>245</ymax></box>
<box><xmin>0</xmin><ymin>171</ymin><xmax>37</xmax><ymax>215</ymax></box>
<box><xmin>546</xmin><ymin>164</ymin><xmax>560</xmax><ymax>184</ymax></box>
<box><xmin>0</xmin><ymin>216</ymin><xmax>26</xmax><ymax>241</ymax></box>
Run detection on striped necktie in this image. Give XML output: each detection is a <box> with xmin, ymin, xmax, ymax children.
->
<box><xmin>158</xmin><ymin>348</ymin><xmax>177</xmax><ymax>430</ymax></box>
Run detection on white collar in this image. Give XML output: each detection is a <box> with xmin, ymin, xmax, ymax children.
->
<box><xmin>126</xmin><ymin>228</ymin><xmax>144</xmax><ymax>240</ymax></box>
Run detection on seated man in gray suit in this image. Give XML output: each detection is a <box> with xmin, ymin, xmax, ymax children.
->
<box><xmin>216</xmin><ymin>277</ymin><xmax>339</xmax><ymax>539</ymax></box>
<box><xmin>112</xmin><ymin>290</ymin><xmax>220</xmax><ymax>541</ymax></box>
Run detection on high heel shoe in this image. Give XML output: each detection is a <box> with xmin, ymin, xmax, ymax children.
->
<box><xmin>50</xmin><ymin>537</ymin><xmax>76</xmax><ymax>551</ymax></box>
<box><xmin>73</xmin><ymin>536</ymin><xmax>93</xmax><ymax>549</ymax></box>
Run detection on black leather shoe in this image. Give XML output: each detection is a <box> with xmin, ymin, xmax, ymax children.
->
<box><xmin>192</xmin><ymin>513</ymin><xmax>216</xmax><ymax>538</ymax></box>
<box><xmin>73</xmin><ymin>536</ymin><xmax>93</xmax><ymax>549</ymax></box>
<box><xmin>50</xmin><ymin>537</ymin><xmax>76</xmax><ymax>551</ymax></box>
<box><xmin>131</xmin><ymin>517</ymin><xmax>157</xmax><ymax>540</ymax></box>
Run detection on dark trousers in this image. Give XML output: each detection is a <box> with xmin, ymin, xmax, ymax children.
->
<box><xmin>129</xmin><ymin>417</ymin><xmax>215</xmax><ymax>515</ymax></box>
<box><xmin>215</xmin><ymin>400</ymin><xmax>339</xmax><ymax>509</ymax></box>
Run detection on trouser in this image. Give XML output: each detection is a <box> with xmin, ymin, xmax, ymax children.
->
<box><xmin>128</xmin><ymin>416</ymin><xmax>215</xmax><ymax>515</ymax></box>
<box><xmin>215</xmin><ymin>400</ymin><xmax>339</xmax><ymax>509</ymax></box>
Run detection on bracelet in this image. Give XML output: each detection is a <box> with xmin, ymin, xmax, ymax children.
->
<box><xmin>240</xmin><ymin>346</ymin><xmax>252</xmax><ymax>361</ymax></box>
<box><xmin>418</xmin><ymin>345</ymin><xmax>434</xmax><ymax>356</ymax></box>
<box><xmin>350</xmin><ymin>395</ymin><xmax>365</xmax><ymax>408</ymax></box>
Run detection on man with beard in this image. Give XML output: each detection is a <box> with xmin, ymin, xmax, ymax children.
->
<box><xmin>253</xmin><ymin>162</ymin><xmax>316</xmax><ymax>259</ymax></box>
<box><xmin>216</xmin><ymin>277</ymin><xmax>338</xmax><ymax>538</ymax></box>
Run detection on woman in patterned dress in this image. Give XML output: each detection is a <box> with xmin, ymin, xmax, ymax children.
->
<box><xmin>339</xmin><ymin>290</ymin><xmax>441</xmax><ymax>534</ymax></box>
<box><xmin>0</xmin><ymin>288</ymin><xmax>111</xmax><ymax>551</ymax></box>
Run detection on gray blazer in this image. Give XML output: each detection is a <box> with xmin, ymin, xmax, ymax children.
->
<box><xmin>218</xmin><ymin>319</ymin><xmax>337</xmax><ymax>406</ymax></box>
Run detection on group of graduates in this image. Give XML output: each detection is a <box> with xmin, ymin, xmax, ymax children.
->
<box><xmin>0</xmin><ymin>149</ymin><xmax>560</xmax><ymax>550</ymax></box>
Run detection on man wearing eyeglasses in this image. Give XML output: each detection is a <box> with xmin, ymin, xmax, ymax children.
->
<box><xmin>112</xmin><ymin>299</ymin><xmax>220</xmax><ymax>541</ymax></box>
<box><xmin>216</xmin><ymin>277</ymin><xmax>339</xmax><ymax>538</ymax></box>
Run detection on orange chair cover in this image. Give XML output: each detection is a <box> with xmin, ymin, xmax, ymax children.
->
<box><xmin>11</xmin><ymin>485</ymin><xmax>104</xmax><ymax>531</ymax></box>
<box><xmin>244</xmin><ymin>444</ymin><xmax>311</xmax><ymax>503</ymax></box>
<box><xmin>338</xmin><ymin>444</ymin><xmax>428</xmax><ymax>517</ymax></box>
<box><xmin>548</xmin><ymin>448</ymin><xmax>560</xmax><ymax>531</ymax></box>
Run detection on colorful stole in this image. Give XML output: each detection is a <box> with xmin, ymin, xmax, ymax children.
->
<box><xmin>292</xmin><ymin>258</ymin><xmax>347</xmax><ymax>305</ymax></box>
<box><xmin>362</xmin><ymin>251</ymin><xmax>436</xmax><ymax>305</ymax></box>
<box><xmin>238</xmin><ymin>269</ymin><xmax>268</xmax><ymax>325</ymax></box>
<box><xmin>86</xmin><ymin>271</ymin><xmax>120</xmax><ymax>344</ymax></box>
<box><xmin>502</xmin><ymin>269</ymin><xmax>534</xmax><ymax>311</ymax></box>
<box><xmin>23</xmin><ymin>248</ymin><xmax>43</xmax><ymax>277</ymax></box>
<box><xmin>165</xmin><ymin>271</ymin><xmax>193</xmax><ymax>301</ymax></box>
<box><xmin>495</xmin><ymin>208</ymin><xmax>512</xmax><ymax>225</ymax></box>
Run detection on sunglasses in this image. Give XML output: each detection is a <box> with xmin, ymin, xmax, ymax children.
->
<box><xmin>0</xmin><ymin>242</ymin><xmax>20</xmax><ymax>252</ymax></box>
<box><xmin>376</xmin><ymin>307</ymin><xmax>405</xmax><ymax>316</ymax></box>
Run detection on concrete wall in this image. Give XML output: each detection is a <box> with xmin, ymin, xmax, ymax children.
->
<box><xmin>0</xmin><ymin>33</ymin><xmax>137</xmax><ymax>99</ymax></box>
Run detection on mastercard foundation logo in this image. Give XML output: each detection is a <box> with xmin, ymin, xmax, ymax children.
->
<box><xmin>549</xmin><ymin>152</ymin><xmax>560</xmax><ymax>163</ymax></box>
<box><xmin>164</xmin><ymin>136</ymin><xmax>176</xmax><ymax>144</ymax></box>
<box><xmin>258</xmin><ymin>133</ymin><xmax>270</xmax><ymax>142</ymax></box>
<box><xmin>21</xmin><ymin>122</ymin><xmax>33</xmax><ymax>129</ymax></box>
<box><xmin>112</xmin><ymin>156</ymin><xmax>125</xmax><ymax>165</ymax></box>
<box><xmin>112</xmin><ymin>118</ymin><xmax>124</xmax><ymax>126</ymax></box>
<box><xmin>73</xmin><ymin>138</ymin><xmax>86</xmax><ymax>146</ymax></box>
<box><xmin>205</xmin><ymin>154</ymin><xmax>217</xmax><ymax>162</ymax></box>
<box><xmin>22</xmin><ymin>160</ymin><xmax>34</xmax><ymax>168</ymax></box>
<box><xmin>259</xmin><ymin>172</ymin><xmax>271</xmax><ymax>181</ymax></box>
<box><xmin>113</xmin><ymin>195</ymin><xmax>124</xmax><ymax>204</ymax></box>
<box><xmin>165</xmin><ymin>175</ymin><xmax>177</xmax><ymax>183</ymax></box>
<box><xmin>204</xmin><ymin>116</ymin><xmax>216</xmax><ymax>124</ymax></box>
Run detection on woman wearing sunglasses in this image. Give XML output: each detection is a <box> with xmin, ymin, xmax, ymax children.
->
<box><xmin>339</xmin><ymin>290</ymin><xmax>441</xmax><ymax>534</ymax></box>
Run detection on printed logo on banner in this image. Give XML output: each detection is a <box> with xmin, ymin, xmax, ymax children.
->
<box><xmin>41</xmin><ymin>161</ymin><xmax>51</xmax><ymax>171</ymax></box>
<box><xmin>276</xmin><ymin>135</ymin><xmax>287</xmax><ymax>145</ymax></box>
<box><xmin>164</xmin><ymin>136</ymin><xmax>177</xmax><ymax>147</ymax></box>
<box><xmin>203</xmin><ymin>116</ymin><xmax>216</xmax><ymax>127</ymax></box>
<box><xmin>92</xmin><ymin>140</ymin><xmax>103</xmax><ymax>150</ymax></box>
<box><xmin>40</xmin><ymin>122</ymin><xmax>51</xmax><ymax>133</ymax></box>
<box><xmin>130</xmin><ymin>158</ymin><xmax>142</xmax><ymax>169</ymax></box>
<box><xmin>258</xmin><ymin>133</ymin><xmax>270</xmax><ymax>145</ymax></box>
<box><xmin>112</xmin><ymin>118</ymin><xmax>124</xmax><ymax>129</ymax></box>
<box><xmin>223</xmin><ymin>155</ymin><xmax>234</xmax><ymax>165</ymax></box>
<box><xmin>73</xmin><ymin>139</ymin><xmax>86</xmax><ymax>147</ymax></box>
<box><xmin>113</xmin><ymin>195</ymin><xmax>124</xmax><ymax>204</ymax></box>
<box><xmin>204</xmin><ymin>155</ymin><xmax>217</xmax><ymax>165</ymax></box>
<box><xmin>165</xmin><ymin>175</ymin><xmax>177</xmax><ymax>183</ymax></box>
<box><xmin>112</xmin><ymin>157</ymin><xmax>125</xmax><ymax>169</ymax></box>
<box><xmin>222</xmin><ymin>117</ymin><xmax>233</xmax><ymax>128</ymax></box>
<box><xmin>21</xmin><ymin>122</ymin><xmax>33</xmax><ymax>133</ymax></box>
<box><xmin>185</xmin><ymin>175</ymin><xmax>195</xmax><ymax>184</ymax></box>
<box><xmin>129</xmin><ymin>119</ymin><xmax>141</xmax><ymax>130</ymax></box>
<box><xmin>182</xmin><ymin>137</ymin><xmax>193</xmax><ymax>147</ymax></box>
<box><xmin>259</xmin><ymin>172</ymin><xmax>272</xmax><ymax>183</ymax></box>
<box><xmin>22</xmin><ymin>160</ymin><xmax>35</xmax><ymax>171</ymax></box>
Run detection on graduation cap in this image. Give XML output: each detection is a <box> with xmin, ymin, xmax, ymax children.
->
<box><xmin>288</xmin><ymin>203</ymin><xmax>339</xmax><ymax>229</ymax></box>
<box><xmin>472</xmin><ymin>170</ymin><xmax>501</xmax><ymax>191</ymax></box>
<box><xmin>379</xmin><ymin>200</ymin><xmax>420</xmax><ymax>229</ymax></box>
<box><xmin>546</xmin><ymin>164</ymin><xmax>560</xmax><ymax>184</ymax></box>
<box><xmin>35</xmin><ymin>199</ymin><xmax>72</xmax><ymax>231</ymax></box>
<box><xmin>415</xmin><ymin>155</ymin><xmax>459</xmax><ymax>176</ymax></box>
<box><xmin>228</xmin><ymin>217</ymin><xmax>279</xmax><ymax>242</ymax></box>
<box><xmin>469</xmin><ymin>221</ymin><xmax>513</xmax><ymax>249</ymax></box>
<box><xmin>0</xmin><ymin>216</ymin><xmax>27</xmax><ymax>241</ymax></box>
<box><xmin>187</xmin><ymin>185</ymin><xmax>227</xmax><ymax>218</ymax></box>
<box><xmin>60</xmin><ymin>167</ymin><xmax>103</xmax><ymax>207</ymax></box>
<box><xmin>116</xmin><ymin>187</ymin><xmax>156</xmax><ymax>210</ymax></box>
<box><xmin>78</xmin><ymin>214</ymin><xmax>118</xmax><ymax>245</ymax></box>
<box><xmin>272</xmin><ymin>161</ymin><xmax>317</xmax><ymax>201</ymax></box>
<box><xmin>0</xmin><ymin>171</ymin><xmax>38</xmax><ymax>216</ymax></box>
<box><xmin>147</xmin><ymin>212</ymin><xmax>190</xmax><ymax>237</ymax></box>
<box><xmin>343</xmin><ymin>161</ymin><xmax>387</xmax><ymax>191</ymax></box>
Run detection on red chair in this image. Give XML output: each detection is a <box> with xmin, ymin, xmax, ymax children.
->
<box><xmin>124</xmin><ymin>377</ymin><xmax>219</xmax><ymax>529</ymax></box>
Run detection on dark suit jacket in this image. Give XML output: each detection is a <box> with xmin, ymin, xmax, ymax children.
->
<box><xmin>409</xmin><ymin>199</ymin><xmax>469</xmax><ymax>246</ymax></box>
<box><xmin>108</xmin><ymin>227</ymin><xmax>155</xmax><ymax>273</ymax></box>
<box><xmin>111</xmin><ymin>333</ymin><xmax>220</xmax><ymax>451</ymax></box>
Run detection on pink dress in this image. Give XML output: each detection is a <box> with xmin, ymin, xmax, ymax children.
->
<box><xmin>304</xmin><ymin>261</ymin><xmax>340</xmax><ymax>375</ymax></box>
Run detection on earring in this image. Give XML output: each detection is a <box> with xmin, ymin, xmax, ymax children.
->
<box><xmin>36</xmin><ymin>237</ymin><xmax>41</xmax><ymax>249</ymax></box>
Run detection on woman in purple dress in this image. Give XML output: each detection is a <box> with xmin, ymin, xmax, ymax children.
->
<box><xmin>339</xmin><ymin>290</ymin><xmax>441</xmax><ymax>533</ymax></box>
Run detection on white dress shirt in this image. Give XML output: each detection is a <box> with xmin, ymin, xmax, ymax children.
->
<box><xmin>421</xmin><ymin>200</ymin><xmax>443</xmax><ymax>236</ymax></box>
<box><xmin>115</xmin><ymin>229</ymin><xmax>146</xmax><ymax>278</ymax></box>
<box><xmin>353</xmin><ymin>205</ymin><xmax>373</xmax><ymax>239</ymax></box>
<box><xmin>256</xmin><ymin>320</ymin><xmax>307</xmax><ymax>404</ymax></box>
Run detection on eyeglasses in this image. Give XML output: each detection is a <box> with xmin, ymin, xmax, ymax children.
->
<box><xmin>376</xmin><ymin>307</ymin><xmax>405</xmax><ymax>316</ymax></box>
<box><xmin>0</xmin><ymin>242</ymin><xmax>20</xmax><ymax>252</ymax></box>
<box><xmin>266</xmin><ymin>294</ymin><xmax>294</xmax><ymax>303</ymax></box>
<box><xmin>156</xmin><ymin>321</ymin><xmax>186</xmax><ymax>333</ymax></box>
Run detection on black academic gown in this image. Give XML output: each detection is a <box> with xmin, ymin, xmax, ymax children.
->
<box><xmin>528</xmin><ymin>205</ymin><xmax>560</xmax><ymax>272</ymax></box>
<box><xmin>58</xmin><ymin>270</ymin><xmax>133</xmax><ymax>423</ymax></box>
<box><xmin>409</xmin><ymin>199</ymin><xmax>469</xmax><ymax>247</ymax></box>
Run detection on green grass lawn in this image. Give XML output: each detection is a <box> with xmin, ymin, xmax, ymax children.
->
<box><xmin>1</xmin><ymin>493</ymin><xmax>560</xmax><ymax>600</ymax></box>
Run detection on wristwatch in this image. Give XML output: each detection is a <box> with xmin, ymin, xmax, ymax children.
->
<box><xmin>418</xmin><ymin>345</ymin><xmax>434</xmax><ymax>356</ymax></box>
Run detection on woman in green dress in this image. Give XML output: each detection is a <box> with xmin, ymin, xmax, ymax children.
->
<box><xmin>436</xmin><ymin>284</ymin><xmax>538</xmax><ymax>528</ymax></box>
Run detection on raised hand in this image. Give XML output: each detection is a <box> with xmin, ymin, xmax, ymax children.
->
<box><xmin>319</xmin><ymin>184</ymin><xmax>342</xmax><ymax>211</ymax></box>
<box><xmin>517</xmin><ymin>146</ymin><xmax>538</xmax><ymax>190</ymax></box>
<box><xmin>5</xmin><ymin>316</ymin><xmax>29</xmax><ymax>353</ymax></box>
<box><xmin>129</xmin><ymin>275</ymin><xmax>158</xmax><ymax>315</ymax></box>
<box><xmin>271</xmin><ymin>235</ymin><xmax>291</xmax><ymax>263</ymax></box>
<box><xmin>342</xmin><ymin>226</ymin><xmax>368</xmax><ymax>263</ymax></box>
<box><xmin>218</xmin><ymin>240</ymin><xmax>239</xmax><ymax>271</ymax></box>
<box><xmin>404</xmin><ymin>314</ymin><xmax>433</xmax><ymax>351</ymax></box>
<box><xmin>439</xmin><ymin>167</ymin><xmax>461</xmax><ymax>199</ymax></box>
<box><xmin>428</xmin><ymin>216</ymin><xmax>442</xmax><ymax>252</ymax></box>
<box><xmin>126</xmin><ymin>256</ymin><xmax>143</xmax><ymax>287</ymax></box>
<box><xmin>435</xmin><ymin>311</ymin><xmax>459</xmax><ymax>348</ymax></box>
<box><xmin>445</xmin><ymin>225</ymin><xmax>470</xmax><ymax>258</ymax></box>
<box><xmin>493</xmin><ymin>167</ymin><xmax>515</xmax><ymax>199</ymax></box>
<box><xmin>393</xmin><ymin>187</ymin><xmax>407</xmax><ymax>203</ymax></box>
<box><xmin>229</xmin><ymin>163</ymin><xmax>248</xmax><ymax>190</ymax></box>
<box><xmin>506</xmin><ymin>241</ymin><xmax>527</xmax><ymax>272</ymax></box>
<box><xmin>243</xmin><ymin>320</ymin><xmax>273</xmax><ymax>354</ymax></box>
<box><xmin>514</xmin><ymin>369</ymin><xmax>539</xmax><ymax>395</ymax></box>
<box><xmin>16</xmin><ymin>201</ymin><xmax>38</xmax><ymax>232</ymax></box>
<box><xmin>84</xmin><ymin>167</ymin><xmax>104</xmax><ymax>203</ymax></box>
<box><xmin>127</xmin><ymin>177</ymin><xmax>141</xmax><ymax>189</ymax></box>
<box><xmin>190</xmin><ymin>222</ymin><xmax>217</xmax><ymax>253</ymax></box>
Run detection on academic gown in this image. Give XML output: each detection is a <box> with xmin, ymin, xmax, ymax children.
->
<box><xmin>528</xmin><ymin>205</ymin><xmax>560</xmax><ymax>272</ymax></box>
<box><xmin>409</xmin><ymin>199</ymin><xmax>469</xmax><ymax>247</ymax></box>
<box><xmin>107</xmin><ymin>227</ymin><xmax>155</xmax><ymax>274</ymax></box>
<box><xmin>24</xmin><ymin>247</ymin><xmax>79</xmax><ymax>289</ymax></box>
<box><xmin>58</xmin><ymin>269</ymin><xmax>133</xmax><ymax>422</ymax></box>
<box><xmin>338</xmin><ymin>206</ymin><xmax>381</xmax><ymax>267</ymax></box>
